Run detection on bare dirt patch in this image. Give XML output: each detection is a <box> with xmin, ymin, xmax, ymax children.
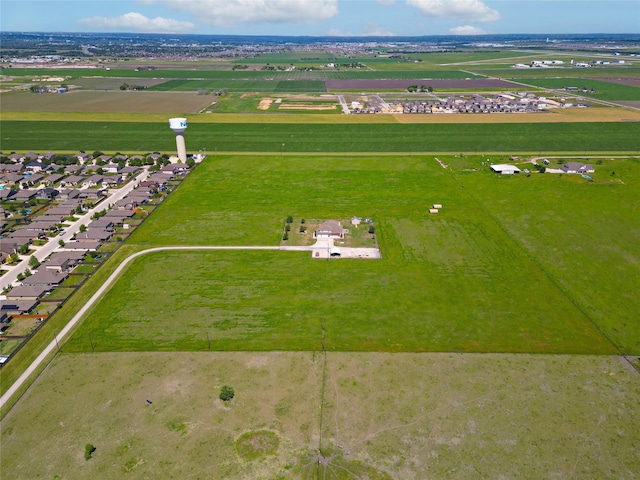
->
<box><xmin>278</xmin><ymin>103</ymin><xmax>336</xmax><ymax>110</ymax></box>
<box><xmin>257</xmin><ymin>98</ymin><xmax>273</xmax><ymax>110</ymax></box>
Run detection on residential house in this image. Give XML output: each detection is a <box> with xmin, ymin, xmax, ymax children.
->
<box><xmin>57</xmin><ymin>189</ymin><xmax>81</xmax><ymax>201</ymax></box>
<box><xmin>75</xmin><ymin>152</ymin><xmax>91</xmax><ymax>164</ymax></box>
<box><xmin>36</xmin><ymin>188</ymin><xmax>59</xmax><ymax>200</ymax></box>
<box><xmin>43</xmin><ymin>173</ymin><xmax>64</xmax><ymax>186</ymax></box>
<box><xmin>25</xmin><ymin>161</ymin><xmax>44</xmax><ymax>173</ymax></box>
<box><xmin>88</xmin><ymin>217</ymin><xmax>114</xmax><ymax>230</ymax></box>
<box><xmin>24</xmin><ymin>173</ymin><xmax>44</xmax><ymax>185</ymax></box>
<box><xmin>61</xmin><ymin>240</ymin><xmax>100</xmax><ymax>251</ymax></box>
<box><xmin>560</xmin><ymin>162</ymin><xmax>595</xmax><ymax>174</ymax></box>
<box><xmin>315</xmin><ymin>220</ymin><xmax>344</xmax><ymax>239</ymax></box>
<box><xmin>6</xmin><ymin>285</ymin><xmax>52</xmax><ymax>301</ymax></box>
<box><xmin>0</xmin><ymin>299</ymin><xmax>39</xmax><ymax>315</ymax></box>
<box><xmin>103</xmin><ymin>163</ymin><xmax>122</xmax><ymax>174</ymax></box>
<box><xmin>10</xmin><ymin>189</ymin><xmax>38</xmax><ymax>202</ymax></box>
<box><xmin>62</xmin><ymin>174</ymin><xmax>84</xmax><ymax>186</ymax></box>
<box><xmin>75</xmin><ymin>229</ymin><xmax>112</xmax><ymax>241</ymax></box>
<box><xmin>21</xmin><ymin>270</ymin><xmax>68</xmax><ymax>286</ymax></box>
<box><xmin>43</xmin><ymin>251</ymin><xmax>85</xmax><ymax>272</ymax></box>
<box><xmin>0</xmin><ymin>189</ymin><xmax>16</xmax><ymax>201</ymax></box>
<box><xmin>82</xmin><ymin>174</ymin><xmax>104</xmax><ymax>188</ymax></box>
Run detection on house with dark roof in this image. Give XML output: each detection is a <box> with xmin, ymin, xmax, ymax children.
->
<box><xmin>1</xmin><ymin>299</ymin><xmax>39</xmax><ymax>315</ymax></box>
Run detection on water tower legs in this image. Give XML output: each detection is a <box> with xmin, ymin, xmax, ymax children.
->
<box><xmin>175</xmin><ymin>133</ymin><xmax>187</xmax><ymax>162</ymax></box>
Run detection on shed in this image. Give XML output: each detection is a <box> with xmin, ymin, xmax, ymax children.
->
<box><xmin>490</xmin><ymin>164</ymin><xmax>521</xmax><ymax>175</ymax></box>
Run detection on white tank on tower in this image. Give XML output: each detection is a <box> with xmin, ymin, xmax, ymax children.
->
<box><xmin>169</xmin><ymin>117</ymin><xmax>188</xmax><ymax>162</ymax></box>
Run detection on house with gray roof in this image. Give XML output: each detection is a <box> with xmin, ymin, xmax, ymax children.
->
<box><xmin>315</xmin><ymin>220</ymin><xmax>344</xmax><ymax>239</ymax></box>
<box><xmin>6</xmin><ymin>285</ymin><xmax>52</xmax><ymax>301</ymax></box>
<box><xmin>561</xmin><ymin>162</ymin><xmax>595</xmax><ymax>174</ymax></box>
<box><xmin>21</xmin><ymin>270</ymin><xmax>68</xmax><ymax>286</ymax></box>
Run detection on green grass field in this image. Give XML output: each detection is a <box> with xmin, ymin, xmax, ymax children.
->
<box><xmin>2</xmin><ymin>120</ymin><xmax>639</xmax><ymax>152</ymax></box>
<box><xmin>56</xmin><ymin>154</ymin><xmax>638</xmax><ymax>355</ymax></box>
<box><xmin>513</xmin><ymin>77</ymin><xmax>640</xmax><ymax>101</ymax></box>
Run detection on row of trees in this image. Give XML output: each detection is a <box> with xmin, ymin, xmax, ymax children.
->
<box><xmin>407</xmin><ymin>85</ymin><xmax>434</xmax><ymax>93</ymax></box>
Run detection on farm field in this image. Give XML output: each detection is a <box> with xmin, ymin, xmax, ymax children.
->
<box><xmin>513</xmin><ymin>77</ymin><xmax>640</xmax><ymax>101</ymax></box>
<box><xmin>1</xmin><ymin>352</ymin><xmax>639</xmax><ymax>480</ymax></box>
<box><xmin>60</xmin><ymin>154</ymin><xmax>638</xmax><ymax>355</ymax></box>
<box><xmin>0</xmin><ymin>90</ymin><xmax>215</xmax><ymax>113</ymax></box>
<box><xmin>2</xmin><ymin>43</ymin><xmax>640</xmax><ymax>480</ymax></box>
<box><xmin>149</xmin><ymin>79</ymin><xmax>327</xmax><ymax>93</ymax></box>
<box><xmin>2</xmin><ymin>120</ymin><xmax>639</xmax><ymax>152</ymax></box>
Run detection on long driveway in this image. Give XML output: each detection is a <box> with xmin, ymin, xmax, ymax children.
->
<box><xmin>0</xmin><ymin>169</ymin><xmax>149</xmax><ymax>290</ymax></box>
<box><xmin>0</xmin><ymin>239</ymin><xmax>381</xmax><ymax>408</ymax></box>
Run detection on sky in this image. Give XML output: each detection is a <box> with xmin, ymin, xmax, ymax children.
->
<box><xmin>1</xmin><ymin>0</ymin><xmax>639</xmax><ymax>37</ymax></box>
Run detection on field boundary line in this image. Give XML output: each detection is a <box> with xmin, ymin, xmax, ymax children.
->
<box><xmin>447</xmin><ymin>168</ymin><xmax>621</xmax><ymax>355</ymax></box>
<box><xmin>0</xmin><ymin>245</ymin><xmax>288</xmax><ymax>411</ymax></box>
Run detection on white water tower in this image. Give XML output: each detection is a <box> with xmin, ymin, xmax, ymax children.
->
<box><xmin>169</xmin><ymin>117</ymin><xmax>188</xmax><ymax>162</ymax></box>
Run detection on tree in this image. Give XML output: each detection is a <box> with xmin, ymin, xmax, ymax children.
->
<box><xmin>368</xmin><ymin>225</ymin><xmax>376</xmax><ymax>234</ymax></box>
<box><xmin>29</xmin><ymin>255</ymin><xmax>40</xmax><ymax>269</ymax></box>
<box><xmin>58</xmin><ymin>239</ymin><xmax>65</xmax><ymax>247</ymax></box>
<box><xmin>219</xmin><ymin>386</ymin><xmax>234</xmax><ymax>402</ymax></box>
<box><xmin>18</xmin><ymin>243</ymin><xmax>29</xmax><ymax>255</ymax></box>
<box><xmin>79</xmin><ymin>224</ymin><xmax>87</xmax><ymax>233</ymax></box>
<box><xmin>84</xmin><ymin>443</ymin><xmax>96</xmax><ymax>460</ymax></box>
<box><xmin>286</xmin><ymin>216</ymin><xmax>293</xmax><ymax>224</ymax></box>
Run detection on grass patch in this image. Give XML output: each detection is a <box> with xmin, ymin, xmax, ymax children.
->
<box><xmin>57</xmin><ymin>154</ymin><xmax>640</xmax><ymax>355</ymax></box>
<box><xmin>2</xmin><ymin>120</ymin><xmax>639</xmax><ymax>153</ymax></box>
<box><xmin>1</xmin><ymin>352</ymin><xmax>639</xmax><ymax>479</ymax></box>
<box><xmin>235</xmin><ymin>430</ymin><xmax>279</xmax><ymax>460</ymax></box>
<box><xmin>513</xmin><ymin>77</ymin><xmax>640</xmax><ymax>101</ymax></box>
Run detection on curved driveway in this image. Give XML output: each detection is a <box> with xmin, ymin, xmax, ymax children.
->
<box><xmin>1</xmin><ymin>240</ymin><xmax>380</xmax><ymax>409</ymax></box>
<box><xmin>0</xmin><ymin>245</ymin><xmax>283</xmax><ymax>409</ymax></box>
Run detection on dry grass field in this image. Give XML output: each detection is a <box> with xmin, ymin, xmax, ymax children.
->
<box><xmin>1</xmin><ymin>352</ymin><xmax>639</xmax><ymax>479</ymax></box>
<box><xmin>3</xmin><ymin>106</ymin><xmax>639</xmax><ymax>124</ymax></box>
<box><xmin>392</xmin><ymin>107</ymin><xmax>640</xmax><ymax>123</ymax></box>
<box><xmin>0</xmin><ymin>91</ymin><xmax>215</xmax><ymax>114</ymax></box>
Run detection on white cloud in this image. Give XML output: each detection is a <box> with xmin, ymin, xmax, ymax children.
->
<box><xmin>407</xmin><ymin>0</ymin><xmax>500</xmax><ymax>23</ymax></box>
<box><xmin>79</xmin><ymin>12</ymin><xmax>194</xmax><ymax>33</ymax></box>
<box><xmin>450</xmin><ymin>25</ymin><xmax>486</xmax><ymax>35</ymax></box>
<box><xmin>363</xmin><ymin>23</ymin><xmax>396</xmax><ymax>36</ymax></box>
<box><xmin>141</xmin><ymin>0</ymin><xmax>339</xmax><ymax>26</ymax></box>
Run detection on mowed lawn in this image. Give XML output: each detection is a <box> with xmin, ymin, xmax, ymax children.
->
<box><xmin>1</xmin><ymin>120</ymin><xmax>640</xmax><ymax>152</ymax></box>
<box><xmin>64</xmin><ymin>155</ymin><xmax>619</xmax><ymax>354</ymax></box>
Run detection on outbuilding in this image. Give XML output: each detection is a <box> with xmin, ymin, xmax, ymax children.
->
<box><xmin>490</xmin><ymin>164</ymin><xmax>521</xmax><ymax>175</ymax></box>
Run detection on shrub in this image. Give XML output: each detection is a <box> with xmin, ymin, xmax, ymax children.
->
<box><xmin>282</xmin><ymin>233</ymin><xmax>289</xmax><ymax>241</ymax></box>
<box><xmin>219</xmin><ymin>386</ymin><xmax>234</xmax><ymax>402</ymax></box>
<box><xmin>368</xmin><ymin>225</ymin><xmax>376</xmax><ymax>234</ymax></box>
<box><xmin>84</xmin><ymin>443</ymin><xmax>96</xmax><ymax>460</ymax></box>
<box><xmin>286</xmin><ymin>216</ymin><xmax>293</xmax><ymax>224</ymax></box>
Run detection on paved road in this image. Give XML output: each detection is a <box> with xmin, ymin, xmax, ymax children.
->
<box><xmin>0</xmin><ymin>169</ymin><xmax>149</xmax><ymax>290</ymax></box>
<box><xmin>0</xmin><ymin>240</ymin><xmax>381</xmax><ymax>409</ymax></box>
